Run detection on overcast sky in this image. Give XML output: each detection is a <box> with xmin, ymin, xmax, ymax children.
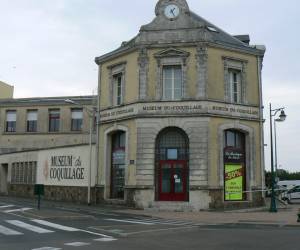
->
<box><xmin>0</xmin><ymin>0</ymin><xmax>299</xmax><ymax>172</ymax></box>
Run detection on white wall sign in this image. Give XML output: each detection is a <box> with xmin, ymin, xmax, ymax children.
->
<box><xmin>100</xmin><ymin>101</ymin><xmax>259</xmax><ymax>123</ymax></box>
<box><xmin>37</xmin><ymin>145</ymin><xmax>95</xmax><ymax>187</ymax></box>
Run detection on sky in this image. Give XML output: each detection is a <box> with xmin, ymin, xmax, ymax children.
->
<box><xmin>0</xmin><ymin>0</ymin><xmax>299</xmax><ymax>172</ymax></box>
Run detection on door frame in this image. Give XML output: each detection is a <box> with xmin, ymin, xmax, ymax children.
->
<box><xmin>158</xmin><ymin>160</ymin><xmax>188</xmax><ymax>201</ymax></box>
<box><xmin>0</xmin><ymin>164</ymin><xmax>8</xmax><ymax>194</ymax></box>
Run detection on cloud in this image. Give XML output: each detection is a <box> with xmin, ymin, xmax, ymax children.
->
<box><xmin>0</xmin><ymin>0</ymin><xmax>299</xmax><ymax>172</ymax></box>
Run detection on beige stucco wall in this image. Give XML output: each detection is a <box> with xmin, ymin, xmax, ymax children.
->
<box><xmin>99</xmin><ymin>46</ymin><xmax>260</xmax><ymax>107</ymax></box>
<box><xmin>207</xmin><ymin>47</ymin><xmax>259</xmax><ymax>105</ymax></box>
<box><xmin>0</xmin><ymin>81</ymin><xmax>14</xmax><ymax>99</ymax></box>
<box><xmin>0</xmin><ymin>104</ymin><xmax>94</xmax><ymax>152</ymax></box>
<box><xmin>99</xmin><ymin>51</ymin><xmax>139</xmax><ymax>109</ymax></box>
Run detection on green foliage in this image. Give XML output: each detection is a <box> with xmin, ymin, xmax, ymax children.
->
<box><xmin>265</xmin><ymin>169</ymin><xmax>300</xmax><ymax>187</ymax></box>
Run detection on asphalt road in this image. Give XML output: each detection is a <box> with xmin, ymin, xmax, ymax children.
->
<box><xmin>0</xmin><ymin>198</ymin><xmax>299</xmax><ymax>250</ymax></box>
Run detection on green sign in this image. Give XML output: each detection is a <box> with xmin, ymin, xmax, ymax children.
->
<box><xmin>225</xmin><ymin>164</ymin><xmax>243</xmax><ymax>201</ymax></box>
<box><xmin>34</xmin><ymin>184</ymin><xmax>45</xmax><ymax>196</ymax></box>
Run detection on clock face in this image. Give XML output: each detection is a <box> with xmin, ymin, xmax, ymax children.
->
<box><xmin>164</xmin><ymin>4</ymin><xmax>180</xmax><ymax>19</ymax></box>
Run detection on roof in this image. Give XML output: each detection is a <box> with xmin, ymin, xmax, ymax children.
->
<box><xmin>95</xmin><ymin>4</ymin><xmax>265</xmax><ymax>64</ymax></box>
<box><xmin>0</xmin><ymin>95</ymin><xmax>96</xmax><ymax>107</ymax></box>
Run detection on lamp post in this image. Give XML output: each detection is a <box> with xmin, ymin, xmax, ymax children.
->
<box><xmin>65</xmin><ymin>99</ymin><xmax>95</xmax><ymax>205</ymax></box>
<box><xmin>269</xmin><ymin>104</ymin><xmax>287</xmax><ymax>213</ymax></box>
<box><xmin>274</xmin><ymin>117</ymin><xmax>283</xmax><ymax>178</ymax></box>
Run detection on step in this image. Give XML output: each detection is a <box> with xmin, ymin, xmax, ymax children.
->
<box><xmin>147</xmin><ymin>201</ymin><xmax>194</xmax><ymax>212</ymax></box>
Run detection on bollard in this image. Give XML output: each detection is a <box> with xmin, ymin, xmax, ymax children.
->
<box><xmin>298</xmin><ymin>209</ymin><xmax>300</xmax><ymax>223</ymax></box>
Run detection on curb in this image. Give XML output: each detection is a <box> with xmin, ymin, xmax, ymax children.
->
<box><xmin>200</xmin><ymin>222</ymin><xmax>300</xmax><ymax>229</ymax></box>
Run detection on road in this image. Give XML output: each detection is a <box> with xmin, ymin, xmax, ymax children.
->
<box><xmin>0</xmin><ymin>198</ymin><xmax>299</xmax><ymax>250</ymax></box>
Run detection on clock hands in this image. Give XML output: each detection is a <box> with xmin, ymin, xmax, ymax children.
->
<box><xmin>170</xmin><ymin>8</ymin><xmax>176</xmax><ymax>17</ymax></box>
<box><xmin>164</xmin><ymin>5</ymin><xmax>179</xmax><ymax>19</ymax></box>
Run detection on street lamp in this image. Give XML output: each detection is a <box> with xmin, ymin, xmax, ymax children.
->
<box><xmin>269</xmin><ymin>104</ymin><xmax>287</xmax><ymax>213</ymax></box>
<box><xmin>65</xmin><ymin>99</ymin><xmax>96</xmax><ymax>205</ymax></box>
<box><xmin>274</xmin><ymin>115</ymin><xmax>285</xmax><ymax>178</ymax></box>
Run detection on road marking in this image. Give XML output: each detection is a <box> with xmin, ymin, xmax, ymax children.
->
<box><xmin>64</xmin><ymin>242</ymin><xmax>90</xmax><ymax>247</ymax></box>
<box><xmin>119</xmin><ymin>225</ymin><xmax>199</xmax><ymax>236</ymax></box>
<box><xmin>6</xmin><ymin>220</ymin><xmax>54</xmax><ymax>234</ymax></box>
<box><xmin>105</xmin><ymin>218</ymin><xmax>155</xmax><ymax>225</ymax></box>
<box><xmin>106</xmin><ymin>218</ymin><xmax>194</xmax><ymax>226</ymax></box>
<box><xmin>80</xmin><ymin>229</ymin><xmax>113</xmax><ymax>238</ymax></box>
<box><xmin>31</xmin><ymin>220</ymin><xmax>80</xmax><ymax>232</ymax></box>
<box><xmin>156</xmin><ymin>220</ymin><xmax>193</xmax><ymax>226</ymax></box>
<box><xmin>4</xmin><ymin>208</ymin><xmax>32</xmax><ymax>213</ymax></box>
<box><xmin>0</xmin><ymin>205</ymin><xmax>15</xmax><ymax>209</ymax></box>
<box><xmin>0</xmin><ymin>225</ymin><xmax>23</xmax><ymax>236</ymax></box>
<box><xmin>94</xmin><ymin>237</ymin><xmax>117</xmax><ymax>242</ymax></box>
<box><xmin>32</xmin><ymin>247</ymin><xmax>62</xmax><ymax>250</ymax></box>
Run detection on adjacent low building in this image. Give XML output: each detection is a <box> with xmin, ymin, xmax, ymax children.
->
<box><xmin>0</xmin><ymin>81</ymin><xmax>14</xmax><ymax>99</ymax></box>
<box><xmin>0</xmin><ymin>96</ymin><xmax>98</xmax><ymax>203</ymax></box>
<box><xmin>95</xmin><ymin>0</ymin><xmax>266</xmax><ymax>210</ymax></box>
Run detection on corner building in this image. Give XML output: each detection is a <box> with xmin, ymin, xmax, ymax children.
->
<box><xmin>95</xmin><ymin>0</ymin><xmax>266</xmax><ymax>210</ymax></box>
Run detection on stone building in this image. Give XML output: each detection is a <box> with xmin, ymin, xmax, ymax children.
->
<box><xmin>0</xmin><ymin>96</ymin><xmax>97</xmax><ymax>203</ymax></box>
<box><xmin>0</xmin><ymin>81</ymin><xmax>14</xmax><ymax>99</ymax></box>
<box><xmin>95</xmin><ymin>0</ymin><xmax>266</xmax><ymax>210</ymax></box>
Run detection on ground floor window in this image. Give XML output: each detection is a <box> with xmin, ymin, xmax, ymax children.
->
<box><xmin>111</xmin><ymin>131</ymin><xmax>126</xmax><ymax>199</ymax></box>
<box><xmin>224</xmin><ymin>130</ymin><xmax>246</xmax><ymax>201</ymax></box>
<box><xmin>155</xmin><ymin>127</ymin><xmax>189</xmax><ymax>202</ymax></box>
<box><xmin>11</xmin><ymin>161</ymin><xmax>37</xmax><ymax>184</ymax></box>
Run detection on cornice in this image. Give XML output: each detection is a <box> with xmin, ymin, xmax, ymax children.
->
<box><xmin>95</xmin><ymin>41</ymin><xmax>265</xmax><ymax>65</ymax></box>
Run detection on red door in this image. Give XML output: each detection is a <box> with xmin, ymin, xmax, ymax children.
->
<box><xmin>158</xmin><ymin>160</ymin><xmax>187</xmax><ymax>201</ymax></box>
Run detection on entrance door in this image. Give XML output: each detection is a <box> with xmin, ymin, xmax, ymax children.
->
<box><xmin>159</xmin><ymin>160</ymin><xmax>187</xmax><ymax>201</ymax></box>
<box><xmin>0</xmin><ymin>164</ymin><xmax>8</xmax><ymax>194</ymax></box>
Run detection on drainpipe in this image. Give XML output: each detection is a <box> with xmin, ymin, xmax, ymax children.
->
<box><xmin>257</xmin><ymin>55</ymin><xmax>266</xmax><ymax>198</ymax></box>
<box><xmin>95</xmin><ymin>64</ymin><xmax>101</xmax><ymax>197</ymax></box>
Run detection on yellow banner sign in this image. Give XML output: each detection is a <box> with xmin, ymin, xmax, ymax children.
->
<box><xmin>225</xmin><ymin>164</ymin><xmax>243</xmax><ymax>201</ymax></box>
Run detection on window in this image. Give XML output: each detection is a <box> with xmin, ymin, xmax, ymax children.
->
<box><xmin>11</xmin><ymin>161</ymin><xmax>37</xmax><ymax>184</ymax></box>
<box><xmin>113</xmin><ymin>73</ymin><xmax>123</xmax><ymax>105</ymax></box>
<box><xmin>224</xmin><ymin>130</ymin><xmax>246</xmax><ymax>201</ymax></box>
<box><xmin>49</xmin><ymin>109</ymin><xmax>60</xmax><ymax>132</ymax></box>
<box><xmin>163</xmin><ymin>65</ymin><xmax>182</xmax><ymax>100</ymax></box>
<box><xmin>225</xmin><ymin>130</ymin><xmax>244</xmax><ymax>149</ymax></box>
<box><xmin>27</xmin><ymin>110</ymin><xmax>38</xmax><ymax>132</ymax></box>
<box><xmin>6</xmin><ymin>110</ymin><xmax>16</xmax><ymax>132</ymax></box>
<box><xmin>111</xmin><ymin>131</ymin><xmax>126</xmax><ymax>199</ymax></box>
<box><xmin>156</xmin><ymin>128</ymin><xmax>189</xmax><ymax>161</ymax></box>
<box><xmin>223</xmin><ymin>57</ymin><xmax>247</xmax><ymax>104</ymax></box>
<box><xmin>229</xmin><ymin>70</ymin><xmax>242</xmax><ymax>103</ymax></box>
<box><xmin>71</xmin><ymin>108</ymin><xmax>83</xmax><ymax>131</ymax></box>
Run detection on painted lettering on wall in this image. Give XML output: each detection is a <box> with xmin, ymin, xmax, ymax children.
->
<box><xmin>100</xmin><ymin>101</ymin><xmax>260</xmax><ymax>122</ymax></box>
<box><xmin>44</xmin><ymin>155</ymin><xmax>85</xmax><ymax>182</ymax></box>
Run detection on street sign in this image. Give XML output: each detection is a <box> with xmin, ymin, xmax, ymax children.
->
<box><xmin>34</xmin><ymin>184</ymin><xmax>44</xmax><ymax>196</ymax></box>
<box><xmin>34</xmin><ymin>184</ymin><xmax>44</xmax><ymax>210</ymax></box>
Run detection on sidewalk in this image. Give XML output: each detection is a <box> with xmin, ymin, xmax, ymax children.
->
<box><xmin>119</xmin><ymin>202</ymin><xmax>300</xmax><ymax>227</ymax></box>
<box><xmin>1</xmin><ymin>196</ymin><xmax>300</xmax><ymax>227</ymax></box>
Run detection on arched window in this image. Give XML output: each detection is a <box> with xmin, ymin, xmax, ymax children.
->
<box><xmin>224</xmin><ymin>130</ymin><xmax>246</xmax><ymax>201</ymax></box>
<box><xmin>111</xmin><ymin>131</ymin><xmax>126</xmax><ymax>199</ymax></box>
<box><xmin>155</xmin><ymin>127</ymin><xmax>189</xmax><ymax>201</ymax></box>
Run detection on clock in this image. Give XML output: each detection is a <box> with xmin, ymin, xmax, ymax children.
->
<box><xmin>164</xmin><ymin>4</ymin><xmax>180</xmax><ymax>19</ymax></box>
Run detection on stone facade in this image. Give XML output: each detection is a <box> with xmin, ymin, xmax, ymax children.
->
<box><xmin>95</xmin><ymin>0</ymin><xmax>266</xmax><ymax>210</ymax></box>
<box><xmin>8</xmin><ymin>184</ymin><xmax>102</xmax><ymax>204</ymax></box>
